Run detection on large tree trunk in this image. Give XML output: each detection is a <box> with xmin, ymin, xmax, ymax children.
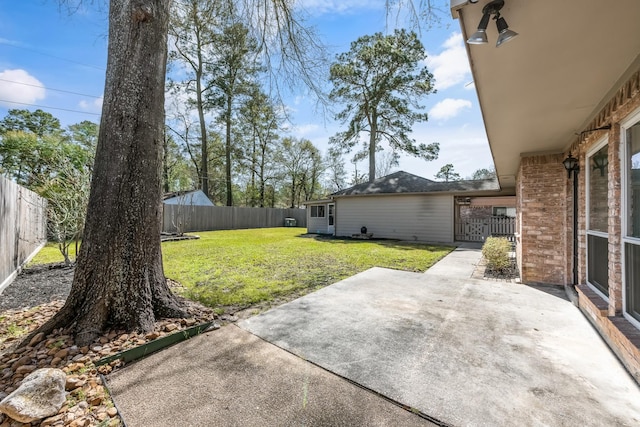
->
<box><xmin>27</xmin><ymin>0</ymin><xmax>186</xmax><ymax>346</ymax></box>
<box><xmin>196</xmin><ymin>70</ymin><xmax>209</xmax><ymax>197</ymax></box>
<box><xmin>368</xmin><ymin>113</ymin><xmax>377</xmax><ymax>182</ymax></box>
<box><xmin>225</xmin><ymin>95</ymin><xmax>233</xmax><ymax>206</ymax></box>
<box><xmin>162</xmin><ymin>127</ymin><xmax>170</xmax><ymax>193</ymax></box>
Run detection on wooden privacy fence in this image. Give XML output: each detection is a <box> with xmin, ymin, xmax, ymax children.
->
<box><xmin>455</xmin><ymin>217</ymin><xmax>515</xmax><ymax>243</ymax></box>
<box><xmin>162</xmin><ymin>205</ymin><xmax>307</xmax><ymax>233</ymax></box>
<box><xmin>0</xmin><ymin>175</ymin><xmax>47</xmax><ymax>292</ymax></box>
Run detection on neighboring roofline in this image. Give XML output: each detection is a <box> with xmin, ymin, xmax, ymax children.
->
<box><xmin>163</xmin><ymin>189</ymin><xmax>202</xmax><ymax>201</ymax></box>
<box><xmin>332</xmin><ymin>170</ymin><xmax>503</xmax><ymax>197</ymax></box>
<box><xmin>332</xmin><ymin>188</ymin><xmax>514</xmax><ymax>199</ymax></box>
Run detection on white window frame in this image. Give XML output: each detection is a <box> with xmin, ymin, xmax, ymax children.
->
<box><xmin>585</xmin><ymin>135</ymin><xmax>610</xmax><ymax>302</ymax></box>
<box><xmin>621</xmin><ymin>107</ymin><xmax>640</xmax><ymax>329</ymax></box>
<box><xmin>492</xmin><ymin>206</ymin><xmax>516</xmax><ymax>218</ymax></box>
<box><xmin>310</xmin><ymin>205</ymin><xmax>326</xmax><ymax>218</ymax></box>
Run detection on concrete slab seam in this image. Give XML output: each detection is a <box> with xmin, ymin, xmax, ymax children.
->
<box><xmin>233</xmin><ymin>325</ymin><xmax>453</xmax><ymax>427</ymax></box>
<box><xmin>100</xmin><ymin>373</ymin><xmax>130</xmax><ymax>427</ymax></box>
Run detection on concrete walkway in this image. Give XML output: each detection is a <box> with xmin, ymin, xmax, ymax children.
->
<box><xmin>107</xmin><ymin>244</ymin><xmax>640</xmax><ymax>426</ymax></box>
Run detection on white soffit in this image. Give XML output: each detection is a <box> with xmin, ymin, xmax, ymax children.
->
<box><xmin>453</xmin><ymin>0</ymin><xmax>640</xmax><ymax>188</ymax></box>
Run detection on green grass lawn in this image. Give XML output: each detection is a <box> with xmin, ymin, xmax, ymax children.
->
<box><xmin>30</xmin><ymin>242</ymin><xmax>79</xmax><ymax>265</ymax></box>
<box><xmin>31</xmin><ymin>228</ymin><xmax>453</xmax><ymax>310</ymax></box>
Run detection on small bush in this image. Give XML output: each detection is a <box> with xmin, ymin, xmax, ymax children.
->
<box><xmin>482</xmin><ymin>237</ymin><xmax>512</xmax><ymax>271</ymax></box>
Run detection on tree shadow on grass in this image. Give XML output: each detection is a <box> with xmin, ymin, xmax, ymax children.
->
<box><xmin>295</xmin><ymin>233</ymin><xmax>454</xmax><ymax>252</ymax></box>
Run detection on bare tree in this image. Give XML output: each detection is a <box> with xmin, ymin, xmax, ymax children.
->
<box><xmin>168</xmin><ymin>0</ymin><xmax>221</xmax><ymax>197</ymax></box>
<box><xmin>375</xmin><ymin>151</ymin><xmax>400</xmax><ymax>178</ymax></box>
<box><xmin>277</xmin><ymin>137</ymin><xmax>322</xmax><ymax>208</ymax></box>
<box><xmin>238</xmin><ymin>85</ymin><xmax>283</xmax><ymax>207</ymax></box>
<box><xmin>40</xmin><ymin>160</ymin><xmax>91</xmax><ymax>265</ymax></box>
<box><xmin>325</xmin><ymin>149</ymin><xmax>348</xmax><ymax>193</ymax></box>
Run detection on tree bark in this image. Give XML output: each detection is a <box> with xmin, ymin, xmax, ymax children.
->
<box><xmin>368</xmin><ymin>113</ymin><xmax>377</xmax><ymax>182</ymax></box>
<box><xmin>196</xmin><ymin>63</ymin><xmax>209</xmax><ymax>197</ymax></box>
<box><xmin>162</xmin><ymin>126</ymin><xmax>170</xmax><ymax>193</ymax></box>
<box><xmin>26</xmin><ymin>0</ymin><xmax>186</xmax><ymax>347</ymax></box>
<box><xmin>225</xmin><ymin>95</ymin><xmax>233</xmax><ymax>206</ymax></box>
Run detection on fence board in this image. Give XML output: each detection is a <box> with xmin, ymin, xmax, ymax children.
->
<box><xmin>455</xmin><ymin>217</ymin><xmax>515</xmax><ymax>242</ymax></box>
<box><xmin>162</xmin><ymin>205</ymin><xmax>306</xmax><ymax>233</ymax></box>
<box><xmin>0</xmin><ymin>176</ymin><xmax>47</xmax><ymax>292</ymax></box>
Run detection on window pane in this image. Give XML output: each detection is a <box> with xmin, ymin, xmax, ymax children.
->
<box><xmin>311</xmin><ymin>206</ymin><xmax>318</xmax><ymax>217</ymax></box>
<box><xmin>628</xmin><ymin>123</ymin><xmax>640</xmax><ymax>238</ymax></box>
<box><xmin>588</xmin><ymin>234</ymin><xmax>609</xmax><ymax>296</ymax></box>
<box><xmin>318</xmin><ymin>206</ymin><xmax>325</xmax><ymax>217</ymax></box>
<box><xmin>589</xmin><ymin>145</ymin><xmax>608</xmax><ymax>232</ymax></box>
<box><xmin>492</xmin><ymin>207</ymin><xmax>515</xmax><ymax>217</ymax></box>
<box><xmin>493</xmin><ymin>207</ymin><xmax>505</xmax><ymax>216</ymax></box>
<box><xmin>625</xmin><ymin>242</ymin><xmax>640</xmax><ymax>322</ymax></box>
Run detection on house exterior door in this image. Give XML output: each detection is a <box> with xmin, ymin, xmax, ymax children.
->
<box><xmin>328</xmin><ymin>203</ymin><xmax>335</xmax><ymax>235</ymax></box>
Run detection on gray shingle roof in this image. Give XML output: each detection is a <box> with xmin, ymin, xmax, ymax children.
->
<box><xmin>331</xmin><ymin>171</ymin><xmax>500</xmax><ymax>196</ymax></box>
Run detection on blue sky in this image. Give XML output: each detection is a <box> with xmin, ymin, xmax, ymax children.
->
<box><xmin>0</xmin><ymin>0</ymin><xmax>493</xmax><ymax>180</ymax></box>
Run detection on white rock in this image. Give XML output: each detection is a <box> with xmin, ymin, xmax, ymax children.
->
<box><xmin>0</xmin><ymin>368</ymin><xmax>67</xmax><ymax>423</ymax></box>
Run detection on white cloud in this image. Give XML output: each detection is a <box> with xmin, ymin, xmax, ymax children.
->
<box><xmin>297</xmin><ymin>0</ymin><xmax>383</xmax><ymax>15</ymax></box>
<box><xmin>79</xmin><ymin>96</ymin><xmax>103</xmax><ymax>112</ymax></box>
<box><xmin>292</xmin><ymin>123</ymin><xmax>321</xmax><ymax>137</ymax></box>
<box><xmin>425</xmin><ymin>32</ymin><xmax>471</xmax><ymax>90</ymax></box>
<box><xmin>0</xmin><ymin>69</ymin><xmax>45</xmax><ymax>107</ymax></box>
<box><xmin>429</xmin><ymin>98</ymin><xmax>472</xmax><ymax>121</ymax></box>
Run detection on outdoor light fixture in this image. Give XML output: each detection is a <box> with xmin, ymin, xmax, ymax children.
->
<box><xmin>592</xmin><ymin>152</ymin><xmax>608</xmax><ymax>176</ymax></box>
<box><xmin>467</xmin><ymin>12</ymin><xmax>490</xmax><ymax>44</ymax></box>
<box><xmin>467</xmin><ymin>0</ymin><xmax>518</xmax><ymax>47</ymax></box>
<box><xmin>563</xmin><ymin>154</ymin><xmax>580</xmax><ymax>178</ymax></box>
<box><xmin>495</xmin><ymin>15</ymin><xmax>518</xmax><ymax>47</ymax></box>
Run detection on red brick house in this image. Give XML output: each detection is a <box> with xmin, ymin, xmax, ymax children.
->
<box><xmin>451</xmin><ymin>0</ymin><xmax>640</xmax><ymax>381</ymax></box>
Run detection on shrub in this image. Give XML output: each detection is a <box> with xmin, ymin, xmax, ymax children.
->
<box><xmin>482</xmin><ymin>237</ymin><xmax>512</xmax><ymax>271</ymax></box>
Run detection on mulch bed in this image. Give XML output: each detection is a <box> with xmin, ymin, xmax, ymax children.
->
<box><xmin>472</xmin><ymin>256</ymin><xmax>520</xmax><ymax>282</ymax></box>
<box><xmin>0</xmin><ymin>265</ymin><xmax>218</xmax><ymax>427</ymax></box>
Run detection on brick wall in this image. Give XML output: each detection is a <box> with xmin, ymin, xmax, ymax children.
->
<box><xmin>516</xmin><ymin>153</ymin><xmax>567</xmax><ymax>285</ymax></box>
<box><xmin>574</xmin><ymin>72</ymin><xmax>640</xmax><ymax>316</ymax></box>
<box><xmin>568</xmin><ymin>69</ymin><xmax>640</xmax><ymax>382</ymax></box>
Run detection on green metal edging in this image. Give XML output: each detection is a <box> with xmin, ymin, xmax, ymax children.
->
<box><xmin>96</xmin><ymin>321</ymin><xmax>215</xmax><ymax>366</ymax></box>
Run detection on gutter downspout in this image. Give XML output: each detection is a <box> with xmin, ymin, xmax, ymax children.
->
<box><xmin>572</xmin><ymin>167</ymin><xmax>579</xmax><ymax>288</ymax></box>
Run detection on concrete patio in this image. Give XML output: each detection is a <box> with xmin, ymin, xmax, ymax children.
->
<box><xmin>107</xmin><ymin>245</ymin><xmax>640</xmax><ymax>426</ymax></box>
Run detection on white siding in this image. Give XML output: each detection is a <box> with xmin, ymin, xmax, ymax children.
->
<box><xmin>335</xmin><ymin>194</ymin><xmax>454</xmax><ymax>243</ymax></box>
<box><xmin>306</xmin><ymin>203</ymin><xmax>329</xmax><ymax>234</ymax></box>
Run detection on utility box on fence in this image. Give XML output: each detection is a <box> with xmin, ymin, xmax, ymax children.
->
<box><xmin>284</xmin><ymin>217</ymin><xmax>297</xmax><ymax>227</ymax></box>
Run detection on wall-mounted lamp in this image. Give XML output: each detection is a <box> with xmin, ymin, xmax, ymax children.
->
<box><xmin>467</xmin><ymin>0</ymin><xmax>518</xmax><ymax>47</ymax></box>
<box><xmin>562</xmin><ymin>154</ymin><xmax>580</xmax><ymax>178</ymax></box>
<box><xmin>591</xmin><ymin>152</ymin><xmax>608</xmax><ymax>176</ymax></box>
